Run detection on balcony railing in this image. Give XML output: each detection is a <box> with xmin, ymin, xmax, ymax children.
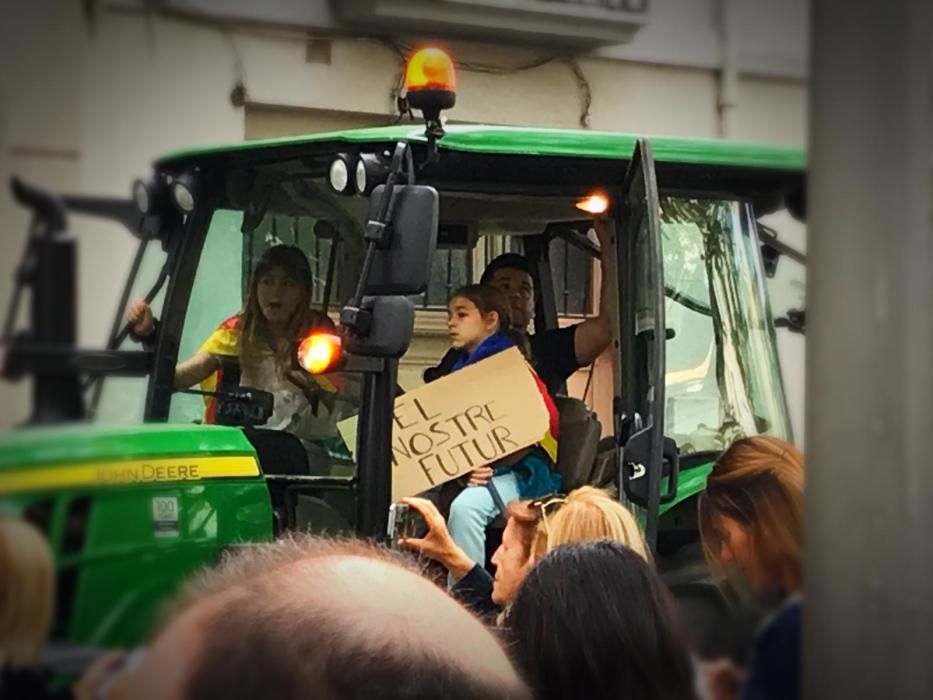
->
<box><xmin>335</xmin><ymin>0</ymin><xmax>650</xmax><ymax>49</ymax></box>
<box><xmin>538</xmin><ymin>0</ymin><xmax>648</xmax><ymax>12</ymax></box>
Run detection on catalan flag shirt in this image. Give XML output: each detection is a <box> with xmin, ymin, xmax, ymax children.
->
<box><xmin>197</xmin><ymin>313</ymin><xmax>340</xmax><ymax>437</ymax></box>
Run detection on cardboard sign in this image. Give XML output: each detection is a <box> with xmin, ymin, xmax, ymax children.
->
<box><xmin>389</xmin><ymin>347</ymin><xmax>549</xmax><ymax>501</ymax></box>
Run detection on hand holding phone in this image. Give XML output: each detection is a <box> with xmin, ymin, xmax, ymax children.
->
<box><xmin>387</xmin><ymin>502</ymin><xmax>428</xmax><ymax>550</ymax></box>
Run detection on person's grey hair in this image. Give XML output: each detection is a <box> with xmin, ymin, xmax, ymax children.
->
<box><xmin>164</xmin><ymin>534</ymin><xmax>530</xmax><ymax>700</ymax></box>
<box><xmin>173</xmin><ymin>535</ymin><xmax>407</xmax><ymax>613</ymax></box>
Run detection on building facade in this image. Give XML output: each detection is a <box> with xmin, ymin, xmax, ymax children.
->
<box><xmin>0</xmin><ymin>0</ymin><xmax>808</xmax><ymax>437</ymax></box>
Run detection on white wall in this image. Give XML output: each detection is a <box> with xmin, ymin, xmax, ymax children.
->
<box><xmin>0</xmin><ymin>1</ymin><xmax>84</xmax><ymax>427</ymax></box>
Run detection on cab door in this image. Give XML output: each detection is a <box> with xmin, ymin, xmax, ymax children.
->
<box><xmin>615</xmin><ymin>139</ymin><xmax>679</xmax><ymax>551</ymax></box>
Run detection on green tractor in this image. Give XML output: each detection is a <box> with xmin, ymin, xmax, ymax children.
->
<box><xmin>0</xmin><ymin>50</ymin><xmax>804</xmax><ymax>662</ymax></box>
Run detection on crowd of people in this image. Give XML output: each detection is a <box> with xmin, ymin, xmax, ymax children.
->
<box><xmin>1</xmin><ymin>435</ymin><xmax>805</xmax><ymax>700</ymax></box>
<box><xmin>0</xmin><ymin>222</ymin><xmax>807</xmax><ymax>698</ymax></box>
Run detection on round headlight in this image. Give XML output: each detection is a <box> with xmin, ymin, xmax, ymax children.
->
<box><xmin>172</xmin><ymin>182</ymin><xmax>195</xmax><ymax>213</ymax></box>
<box><xmin>354</xmin><ymin>158</ymin><xmax>367</xmax><ymax>194</ymax></box>
<box><xmin>133</xmin><ymin>179</ymin><xmax>151</xmax><ymax>214</ymax></box>
<box><xmin>329</xmin><ymin>158</ymin><xmax>350</xmax><ymax>194</ymax></box>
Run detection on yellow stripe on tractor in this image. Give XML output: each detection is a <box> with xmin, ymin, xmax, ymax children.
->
<box><xmin>0</xmin><ymin>455</ymin><xmax>261</xmax><ymax>495</ymax></box>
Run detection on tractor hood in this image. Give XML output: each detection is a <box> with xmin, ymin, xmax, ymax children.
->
<box><xmin>0</xmin><ymin>424</ymin><xmax>260</xmax><ymax>496</ymax></box>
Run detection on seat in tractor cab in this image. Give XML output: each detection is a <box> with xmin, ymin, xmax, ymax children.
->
<box><xmin>481</xmin><ymin>395</ymin><xmax>604</xmax><ymax>563</ymax></box>
<box><xmin>552</xmin><ymin>396</ymin><xmax>604</xmax><ymax>491</ymax></box>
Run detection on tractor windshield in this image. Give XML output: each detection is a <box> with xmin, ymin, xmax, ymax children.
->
<box><xmin>660</xmin><ymin>197</ymin><xmax>790</xmax><ymax>453</ymax></box>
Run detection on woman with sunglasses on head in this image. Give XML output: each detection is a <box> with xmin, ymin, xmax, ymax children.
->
<box><xmin>698</xmin><ymin>436</ymin><xmax>804</xmax><ymax>700</ymax></box>
<box><xmin>402</xmin><ymin>485</ymin><xmax>648</xmax><ymax>620</ymax></box>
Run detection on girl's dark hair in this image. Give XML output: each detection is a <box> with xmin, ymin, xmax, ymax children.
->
<box><xmin>505</xmin><ymin>540</ymin><xmax>698</xmax><ymax>700</ymax></box>
<box><xmin>239</xmin><ymin>245</ymin><xmax>313</xmax><ymax>371</ymax></box>
<box><xmin>449</xmin><ymin>284</ymin><xmax>529</xmax><ymax>357</ymax></box>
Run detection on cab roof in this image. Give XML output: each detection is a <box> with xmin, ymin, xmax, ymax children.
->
<box><xmin>157</xmin><ymin>124</ymin><xmax>806</xmax><ymax>172</ymax></box>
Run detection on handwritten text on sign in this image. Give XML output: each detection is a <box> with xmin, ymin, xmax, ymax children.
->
<box><xmin>390</xmin><ymin>347</ymin><xmax>549</xmax><ymax>501</ymax></box>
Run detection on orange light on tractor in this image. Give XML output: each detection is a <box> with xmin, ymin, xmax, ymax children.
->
<box><xmin>404</xmin><ymin>47</ymin><xmax>456</xmax><ymax>138</ymax></box>
<box><xmin>297</xmin><ymin>332</ymin><xmax>343</xmax><ymax>375</ymax></box>
<box><xmin>404</xmin><ymin>47</ymin><xmax>457</xmax><ymax>95</ymax></box>
<box><xmin>575</xmin><ymin>192</ymin><xmax>610</xmax><ymax>216</ymax></box>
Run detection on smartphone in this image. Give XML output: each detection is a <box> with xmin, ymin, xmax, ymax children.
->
<box><xmin>387</xmin><ymin>502</ymin><xmax>428</xmax><ymax>549</ymax></box>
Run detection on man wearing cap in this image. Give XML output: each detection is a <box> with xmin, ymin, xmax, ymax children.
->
<box><xmin>426</xmin><ymin>218</ymin><xmax>614</xmax><ymax>395</ymax></box>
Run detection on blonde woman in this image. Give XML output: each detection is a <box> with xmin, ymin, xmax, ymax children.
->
<box><xmin>534</xmin><ymin>485</ymin><xmax>648</xmax><ymax>562</ymax></box>
<box><xmin>698</xmin><ymin>436</ymin><xmax>804</xmax><ymax>700</ymax></box>
<box><xmin>0</xmin><ymin>518</ymin><xmax>55</xmax><ymax>696</ymax></box>
<box><xmin>402</xmin><ymin>485</ymin><xmax>648</xmax><ymax>619</ymax></box>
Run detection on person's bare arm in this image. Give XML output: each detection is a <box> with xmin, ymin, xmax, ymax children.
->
<box><xmin>126</xmin><ymin>299</ymin><xmax>221</xmax><ymax>391</ymax></box>
<box><xmin>173</xmin><ymin>351</ymin><xmax>220</xmax><ymax>390</ymax></box>
<box><xmin>572</xmin><ymin>217</ymin><xmax>615</xmax><ymax>366</ymax></box>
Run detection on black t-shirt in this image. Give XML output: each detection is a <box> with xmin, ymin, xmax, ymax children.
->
<box><xmin>424</xmin><ymin>325</ymin><xmax>580</xmax><ymax>395</ymax></box>
<box><xmin>528</xmin><ymin>325</ymin><xmax>579</xmax><ymax>395</ymax></box>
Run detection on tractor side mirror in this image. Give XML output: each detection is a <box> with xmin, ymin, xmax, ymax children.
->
<box><xmin>345</xmin><ymin>296</ymin><xmax>414</xmax><ymax>358</ymax></box>
<box><xmin>363</xmin><ymin>184</ymin><xmax>438</xmax><ymax>296</ymax></box>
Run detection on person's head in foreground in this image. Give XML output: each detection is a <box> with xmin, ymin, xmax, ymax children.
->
<box><xmin>698</xmin><ymin>435</ymin><xmax>804</xmax><ymax>594</ymax></box>
<box><xmin>102</xmin><ymin>536</ymin><xmax>530</xmax><ymax>700</ymax></box>
<box><xmin>505</xmin><ymin>540</ymin><xmax>697</xmax><ymax>700</ymax></box>
<box><xmin>491</xmin><ymin>486</ymin><xmax>649</xmax><ymax>605</ymax></box>
<box><xmin>0</xmin><ymin>518</ymin><xmax>55</xmax><ymax>670</ymax></box>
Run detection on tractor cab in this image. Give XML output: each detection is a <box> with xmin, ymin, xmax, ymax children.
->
<box><xmin>0</xmin><ymin>48</ymin><xmax>804</xmax><ymax>658</ymax></box>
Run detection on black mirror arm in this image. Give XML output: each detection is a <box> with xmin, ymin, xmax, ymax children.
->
<box><xmin>341</xmin><ymin>142</ymin><xmax>411</xmax><ymax>338</ymax></box>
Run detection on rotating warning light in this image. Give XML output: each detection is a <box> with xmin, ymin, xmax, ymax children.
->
<box><xmin>404</xmin><ymin>47</ymin><xmax>457</xmax><ymax>116</ymax></box>
<box><xmin>405</xmin><ymin>47</ymin><xmax>457</xmax><ymax>94</ymax></box>
<box><xmin>575</xmin><ymin>192</ymin><xmax>610</xmax><ymax>216</ymax></box>
<box><xmin>298</xmin><ymin>332</ymin><xmax>344</xmax><ymax>375</ymax></box>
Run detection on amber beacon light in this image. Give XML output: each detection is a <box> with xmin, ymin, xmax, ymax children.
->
<box><xmin>404</xmin><ymin>47</ymin><xmax>457</xmax><ymax>138</ymax></box>
<box><xmin>297</xmin><ymin>332</ymin><xmax>344</xmax><ymax>375</ymax></box>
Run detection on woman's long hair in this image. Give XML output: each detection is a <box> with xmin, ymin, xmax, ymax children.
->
<box><xmin>0</xmin><ymin>519</ymin><xmax>54</xmax><ymax>668</ymax></box>
<box><xmin>505</xmin><ymin>541</ymin><xmax>697</xmax><ymax>700</ymax></box>
<box><xmin>239</xmin><ymin>245</ymin><xmax>313</xmax><ymax>375</ymax></box>
<box><xmin>449</xmin><ymin>284</ymin><xmax>529</xmax><ymax>358</ymax></box>
<box><xmin>698</xmin><ymin>435</ymin><xmax>804</xmax><ymax>594</ymax></box>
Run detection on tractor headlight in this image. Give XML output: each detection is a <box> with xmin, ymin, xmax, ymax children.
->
<box><xmin>132</xmin><ymin>178</ymin><xmax>154</xmax><ymax>215</ymax></box>
<box><xmin>328</xmin><ymin>155</ymin><xmax>356</xmax><ymax>195</ymax></box>
<box><xmin>171</xmin><ymin>172</ymin><xmax>198</xmax><ymax>214</ymax></box>
<box><xmin>354</xmin><ymin>152</ymin><xmax>391</xmax><ymax>196</ymax></box>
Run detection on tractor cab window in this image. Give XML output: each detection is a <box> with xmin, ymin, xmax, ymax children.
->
<box><xmin>660</xmin><ymin>197</ymin><xmax>790</xmax><ymax>453</ymax></box>
<box><xmin>93</xmin><ymin>241</ymin><xmax>169</xmax><ymax>424</ymax></box>
<box><xmin>168</xmin><ymin>169</ymin><xmax>369</xmax><ymax>477</ymax></box>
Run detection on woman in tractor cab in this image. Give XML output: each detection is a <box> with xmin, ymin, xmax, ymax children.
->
<box><xmin>698</xmin><ymin>437</ymin><xmax>805</xmax><ymax>700</ymax></box>
<box><xmin>126</xmin><ymin>245</ymin><xmax>340</xmax><ymax>436</ymax></box>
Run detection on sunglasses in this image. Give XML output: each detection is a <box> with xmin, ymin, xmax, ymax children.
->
<box><xmin>529</xmin><ymin>493</ymin><xmax>566</xmax><ymax>539</ymax></box>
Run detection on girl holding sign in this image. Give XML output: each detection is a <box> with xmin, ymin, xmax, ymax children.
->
<box><xmin>443</xmin><ymin>284</ymin><xmax>562</xmax><ymax>570</ymax></box>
